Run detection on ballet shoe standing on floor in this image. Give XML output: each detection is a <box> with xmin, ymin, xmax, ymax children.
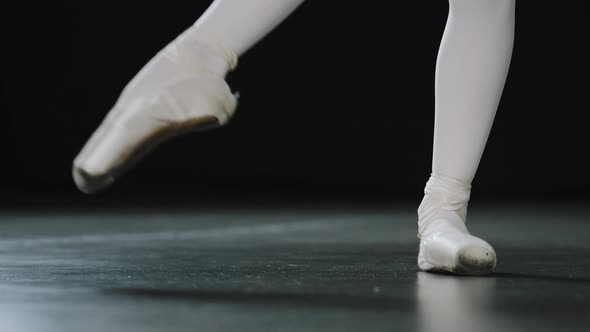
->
<box><xmin>72</xmin><ymin>26</ymin><xmax>239</xmax><ymax>194</ymax></box>
<box><xmin>417</xmin><ymin>173</ymin><xmax>497</xmax><ymax>275</ymax></box>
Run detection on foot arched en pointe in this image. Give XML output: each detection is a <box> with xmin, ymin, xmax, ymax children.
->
<box><xmin>72</xmin><ymin>28</ymin><xmax>238</xmax><ymax>194</ymax></box>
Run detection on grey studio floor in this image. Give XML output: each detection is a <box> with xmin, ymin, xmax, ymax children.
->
<box><xmin>0</xmin><ymin>199</ymin><xmax>589</xmax><ymax>332</ymax></box>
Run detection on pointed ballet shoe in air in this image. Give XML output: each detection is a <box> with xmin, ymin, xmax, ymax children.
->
<box><xmin>417</xmin><ymin>173</ymin><xmax>497</xmax><ymax>275</ymax></box>
<box><xmin>72</xmin><ymin>27</ymin><xmax>239</xmax><ymax>194</ymax></box>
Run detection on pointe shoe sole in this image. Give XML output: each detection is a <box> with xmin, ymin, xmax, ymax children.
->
<box><xmin>72</xmin><ymin>115</ymin><xmax>221</xmax><ymax>194</ymax></box>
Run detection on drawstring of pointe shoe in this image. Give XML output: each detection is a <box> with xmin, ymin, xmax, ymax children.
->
<box><xmin>417</xmin><ymin>172</ymin><xmax>472</xmax><ymax>239</ymax></box>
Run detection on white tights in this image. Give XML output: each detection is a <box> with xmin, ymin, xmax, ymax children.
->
<box><xmin>190</xmin><ymin>0</ymin><xmax>516</xmax><ymax>186</ymax></box>
<box><xmin>192</xmin><ymin>0</ymin><xmax>306</xmax><ymax>56</ymax></box>
<box><xmin>433</xmin><ymin>0</ymin><xmax>515</xmax><ymax>184</ymax></box>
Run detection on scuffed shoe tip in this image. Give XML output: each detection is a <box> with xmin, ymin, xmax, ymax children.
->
<box><xmin>455</xmin><ymin>246</ymin><xmax>497</xmax><ymax>275</ymax></box>
<box><xmin>72</xmin><ymin>165</ymin><xmax>114</xmax><ymax>194</ymax></box>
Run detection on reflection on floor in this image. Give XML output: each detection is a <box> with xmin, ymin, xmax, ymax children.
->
<box><xmin>0</xmin><ymin>201</ymin><xmax>588</xmax><ymax>332</ymax></box>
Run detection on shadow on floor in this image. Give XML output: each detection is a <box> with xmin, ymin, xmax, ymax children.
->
<box><xmin>492</xmin><ymin>272</ymin><xmax>590</xmax><ymax>284</ymax></box>
<box><xmin>102</xmin><ymin>288</ymin><xmax>412</xmax><ymax>310</ymax></box>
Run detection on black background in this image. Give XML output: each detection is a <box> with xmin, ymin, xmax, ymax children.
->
<box><xmin>0</xmin><ymin>1</ymin><xmax>588</xmax><ymax>207</ymax></box>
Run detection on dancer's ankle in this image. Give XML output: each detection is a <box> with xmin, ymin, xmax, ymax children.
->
<box><xmin>418</xmin><ymin>172</ymin><xmax>472</xmax><ymax>236</ymax></box>
<box><xmin>179</xmin><ymin>26</ymin><xmax>239</xmax><ymax>77</ymax></box>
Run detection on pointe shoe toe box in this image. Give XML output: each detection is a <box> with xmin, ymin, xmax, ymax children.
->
<box><xmin>71</xmin><ymin>75</ymin><xmax>237</xmax><ymax>194</ymax></box>
<box><xmin>455</xmin><ymin>245</ymin><xmax>497</xmax><ymax>275</ymax></box>
<box><xmin>72</xmin><ymin>166</ymin><xmax>114</xmax><ymax>194</ymax></box>
<box><xmin>419</xmin><ymin>232</ymin><xmax>497</xmax><ymax>275</ymax></box>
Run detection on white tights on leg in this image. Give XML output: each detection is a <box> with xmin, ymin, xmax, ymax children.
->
<box><xmin>193</xmin><ymin>0</ymin><xmax>306</xmax><ymax>56</ymax></box>
<box><xmin>433</xmin><ymin>0</ymin><xmax>515</xmax><ymax>183</ymax></box>
<box><xmin>418</xmin><ymin>0</ymin><xmax>516</xmax><ymax>274</ymax></box>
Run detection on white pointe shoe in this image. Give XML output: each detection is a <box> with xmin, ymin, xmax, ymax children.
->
<box><xmin>417</xmin><ymin>173</ymin><xmax>497</xmax><ymax>275</ymax></box>
<box><xmin>72</xmin><ymin>27</ymin><xmax>239</xmax><ymax>194</ymax></box>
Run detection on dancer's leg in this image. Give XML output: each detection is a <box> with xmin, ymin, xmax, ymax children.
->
<box><xmin>433</xmin><ymin>0</ymin><xmax>515</xmax><ymax>183</ymax></box>
<box><xmin>194</xmin><ymin>0</ymin><xmax>306</xmax><ymax>56</ymax></box>
<box><xmin>73</xmin><ymin>0</ymin><xmax>305</xmax><ymax>193</ymax></box>
<box><xmin>417</xmin><ymin>0</ymin><xmax>515</xmax><ymax>275</ymax></box>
